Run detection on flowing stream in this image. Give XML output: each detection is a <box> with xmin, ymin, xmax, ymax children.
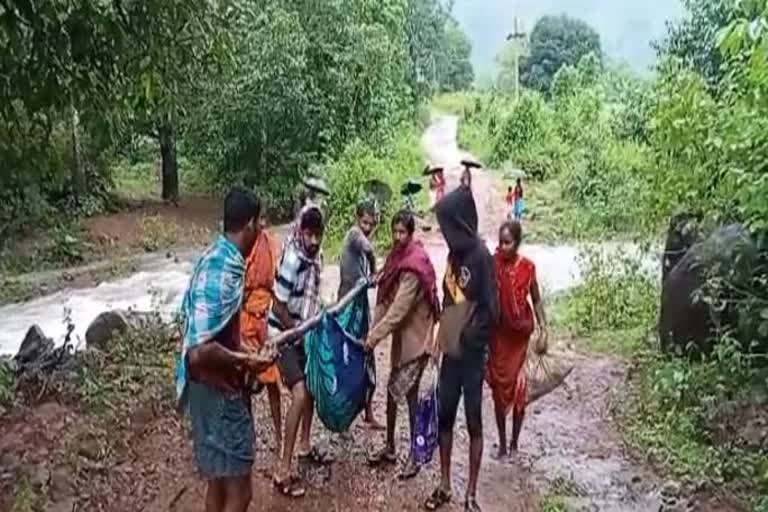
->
<box><xmin>0</xmin><ymin>116</ymin><xmax>659</xmax><ymax>357</ymax></box>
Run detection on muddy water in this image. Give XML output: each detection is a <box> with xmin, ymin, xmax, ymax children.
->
<box><xmin>0</xmin><ymin>239</ymin><xmax>653</xmax><ymax>357</ymax></box>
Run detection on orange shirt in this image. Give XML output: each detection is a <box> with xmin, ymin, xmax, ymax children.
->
<box><xmin>240</xmin><ymin>231</ymin><xmax>280</xmax><ymax>383</ymax></box>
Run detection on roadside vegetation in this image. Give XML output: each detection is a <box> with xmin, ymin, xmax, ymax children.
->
<box><xmin>437</xmin><ymin>2</ymin><xmax>768</xmax><ymax>507</ymax></box>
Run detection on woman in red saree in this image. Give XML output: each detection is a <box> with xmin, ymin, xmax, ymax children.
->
<box><xmin>486</xmin><ymin>220</ymin><xmax>548</xmax><ymax>458</ymax></box>
<box><xmin>241</xmin><ymin>214</ymin><xmax>283</xmax><ymax>457</ymax></box>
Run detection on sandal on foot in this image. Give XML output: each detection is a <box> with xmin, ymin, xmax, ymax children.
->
<box><xmin>464</xmin><ymin>497</ymin><xmax>481</xmax><ymax>512</ymax></box>
<box><xmin>491</xmin><ymin>449</ymin><xmax>508</xmax><ymax>461</ymax></box>
<box><xmin>397</xmin><ymin>458</ymin><xmax>421</xmax><ymax>480</ymax></box>
<box><xmin>424</xmin><ymin>488</ymin><xmax>452</xmax><ymax>510</ymax></box>
<box><xmin>298</xmin><ymin>446</ymin><xmax>334</xmax><ymax>466</ymax></box>
<box><xmin>367</xmin><ymin>447</ymin><xmax>397</xmax><ymax>466</ymax></box>
<box><xmin>273</xmin><ymin>476</ymin><xmax>306</xmax><ymax>498</ymax></box>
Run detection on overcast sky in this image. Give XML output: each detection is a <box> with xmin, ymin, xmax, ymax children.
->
<box><xmin>451</xmin><ymin>0</ymin><xmax>684</xmax><ymax>79</ymax></box>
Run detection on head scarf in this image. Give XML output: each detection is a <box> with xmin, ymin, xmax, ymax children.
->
<box><xmin>377</xmin><ymin>237</ymin><xmax>439</xmax><ymax>316</ymax></box>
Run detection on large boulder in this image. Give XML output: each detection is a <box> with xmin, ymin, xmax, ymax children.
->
<box><xmin>85</xmin><ymin>311</ymin><xmax>129</xmax><ymax>350</ymax></box>
<box><xmin>659</xmin><ymin>224</ymin><xmax>759</xmax><ymax>356</ymax></box>
<box><xmin>15</xmin><ymin>325</ymin><xmax>54</xmax><ymax>365</ymax></box>
<box><xmin>85</xmin><ymin>310</ymin><xmax>157</xmax><ymax>350</ymax></box>
<box><xmin>662</xmin><ymin>212</ymin><xmax>702</xmax><ymax>283</ymax></box>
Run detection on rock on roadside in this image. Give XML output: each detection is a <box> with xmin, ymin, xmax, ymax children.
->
<box><xmin>15</xmin><ymin>325</ymin><xmax>54</xmax><ymax>365</ymax></box>
<box><xmin>85</xmin><ymin>310</ymin><xmax>157</xmax><ymax>350</ymax></box>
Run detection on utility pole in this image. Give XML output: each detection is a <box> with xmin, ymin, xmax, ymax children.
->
<box><xmin>506</xmin><ymin>16</ymin><xmax>527</xmax><ymax>103</ymax></box>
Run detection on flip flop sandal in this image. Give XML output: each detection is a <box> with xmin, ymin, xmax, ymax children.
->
<box><xmin>367</xmin><ymin>447</ymin><xmax>397</xmax><ymax>466</ymax></box>
<box><xmin>465</xmin><ymin>497</ymin><xmax>482</xmax><ymax>512</ymax></box>
<box><xmin>397</xmin><ymin>458</ymin><xmax>421</xmax><ymax>480</ymax></box>
<box><xmin>298</xmin><ymin>446</ymin><xmax>334</xmax><ymax>466</ymax></box>
<box><xmin>424</xmin><ymin>488</ymin><xmax>452</xmax><ymax>510</ymax></box>
<box><xmin>272</xmin><ymin>476</ymin><xmax>306</xmax><ymax>498</ymax></box>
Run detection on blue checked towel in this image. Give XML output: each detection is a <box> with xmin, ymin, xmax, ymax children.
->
<box><xmin>175</xmin><ymin>235</ymin><xmax>245</xmax><ymax>410</ymax></box>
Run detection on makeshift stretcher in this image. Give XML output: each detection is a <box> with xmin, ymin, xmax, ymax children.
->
<box><xmin>263</xmin><ymin>278</ymin><xmax>375</xmax><ymax>433</ymax></box>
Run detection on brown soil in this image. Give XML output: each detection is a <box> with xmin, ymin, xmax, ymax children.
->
<box><xmin>1</xmin><ymin>196</ymin><xmax>222</xmax><ymax>305</ymax></box>
<box><xmin>84</xmin><ymin>196</ymin><xmax>220</xmax><ymax>250</ymax></box>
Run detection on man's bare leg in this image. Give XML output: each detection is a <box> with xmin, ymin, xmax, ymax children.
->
<box><xmin>466</xmin><ymin>431</ymin><xmax>483</xmax><ymax>500</ymax></box>
<box><xmin>222</xmin><ymin>475</ymin><xmax>252</xmax><ymax>512</ymax></box>
<box><xmin>298</xmin><ymin>394</ymin><xmax>314</xmax><ymax>454</ymax></box>
<box><xmin>438</xmin><ymin>431</ymin><xmax>453</xmax><ymax>493</ymax></box>
<box><xmin>277</xmin><ymin>382</ymin><xmax>307</xmax><ymax>481</ymax></box>
<box><xmin>266</xmin><ymin>383</ymin><xmax>283</xmax><ymax>455</ymax></box>
<box><xmin>205</xmin><ymin>479</ymin><xmax>225</xmax><ymax>512</ymax></box>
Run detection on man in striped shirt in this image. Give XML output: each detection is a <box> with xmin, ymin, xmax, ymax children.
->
<box><xmin>269</xmin><ymin>206</ymin><xmax>326</xmax><ymax>498</ymax></box>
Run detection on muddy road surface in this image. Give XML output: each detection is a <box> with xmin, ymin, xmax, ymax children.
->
<box><xmin>1</xmin><ymin>116</ymin><xmax>670</xmax><ymax>512</ymax></box>
<box><xmin>162</xmin><ymin>116</ymin><xmax>665</xmax><ymax>512</ymax></box>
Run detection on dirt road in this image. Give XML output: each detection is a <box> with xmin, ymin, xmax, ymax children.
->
<box><xmin>163</xmin><ymin>116</ymin><xmax>665</xmax><ymax>512</ymax></box>
<box><xmin>0</xmin><ymin>116</ymin><xmax>669</xmax><ymax>512</ymax></box>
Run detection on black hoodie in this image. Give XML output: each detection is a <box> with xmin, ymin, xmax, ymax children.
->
<box><xmin>435</xmin><ymin>187</ymin><xmax>499</xmax><ymax>349</ymax></box>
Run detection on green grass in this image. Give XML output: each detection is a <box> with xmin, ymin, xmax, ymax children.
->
<box><xmin>552</xmin><ymin>248</ymin><xmax>768</xmax><ymax>506</ymax></box>
<box><xmin>431</xmin><ymin>92</ymin><xmax>476</xmax><ymax>116</ymax></box>
<box><xmin>522</xmin><ymin>179</ymin><xmax>581</xmax><ymax>243</ymax></box>
<box><xmin>111</xmin><ymin>157</ymin><xmax>216</xmax><ymax>200</ymax></box>
<box><xmin>538</xmin><ymin>495</ymin><xmax>570</xmax><ymax>512</ymax></box>
<box><xmin>11</xmin><ymin>477</ymin><xmax>39</xmax><ymax>512</ymax></box>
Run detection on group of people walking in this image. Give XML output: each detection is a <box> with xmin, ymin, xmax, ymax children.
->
<box><xmin>176</xmin><ymin>175</ymin><xmax>547</xmax><ymax>512</ymax></box>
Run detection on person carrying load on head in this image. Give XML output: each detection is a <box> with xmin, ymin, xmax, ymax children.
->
<box><xmin>425</xmin><ymin>165</ymin><xmax>446</xmax><ymax>207</ymax></box>
<box><xmin>401</xmin><ymin>178</ymin><xmax>422</xmax><ymax>213</ymax></box>
<box><xmin>293</xmin><ymin>174</ymin><xmax>329</xmax><ymax>222</ymax></box>
<box><xmin>459</xmin><ymin>159</ymin><xmax>481</xmax><ymax>191</ymax></box>
<box><xmin>364</xmin><ymin>209</ymin><xmax>440</xmax><ymax>481</ymax></box>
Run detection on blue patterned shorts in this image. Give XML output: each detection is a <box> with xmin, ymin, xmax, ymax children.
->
<box><xmin>188</xmin><ymin>380</ymin><xmax>254</xmax><ymax>479</ymax></box>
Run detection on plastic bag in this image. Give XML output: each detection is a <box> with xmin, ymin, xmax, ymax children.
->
<box><xmin>526</xmin><ymin>350</ymin><xmax>574</xmax><ymax>405</ymax></box>
<box><xmin>411</xmin><ymin>361</ymin><xmax>439</xmax><ymax>465</ymax></box>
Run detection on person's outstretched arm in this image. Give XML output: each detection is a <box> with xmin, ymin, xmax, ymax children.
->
<box><xmin>365</xmin><ymin>273</ymin><xmax>420</xmax><ymax>349</ymax></box>
<box><xmin>188</xmin><ymin>340</ymin><xmax>272</xmax><ymax>378</ymax></box>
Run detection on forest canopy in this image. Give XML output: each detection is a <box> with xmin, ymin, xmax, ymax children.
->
<box><xmin>0</xmin><ymin>0</ymin><xmax>474</xmax><ymax>239</ymax></box>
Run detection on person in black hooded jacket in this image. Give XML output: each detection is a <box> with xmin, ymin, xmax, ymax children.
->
<box><xmin>425</xmin><ymin>186</ymin><xmax>499</xmax><ymax>512</ymax></box>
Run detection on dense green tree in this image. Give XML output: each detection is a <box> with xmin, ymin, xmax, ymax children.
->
<box><xmin>655</xmin><ymin>0</ymin><xmax>737</xmax><ymax>90</ymax></box>
<box><xmin>439</xmin><ymin>18</ymin><xmax>474</xmax><ymax>90</ymax></box>
<box><xmin>519</xmin><ymin>14</ymin><xmax>602</xmax><ymax>95</ymax></box>
<box><xmin>0</xmin><ymin>0</ymin><xmax>475</xmax><ymax>236</ymax></box>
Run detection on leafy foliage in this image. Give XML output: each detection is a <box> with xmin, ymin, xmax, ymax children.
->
<box><xmin>323</xmin><ymin>124</ymin><xmax>424</xmax><ymax>256</ymax></box>
<box><xmin>655</xmin><ymin>0</ymin><xmax>736</xmax><ymax>89</ymax></box>
<box><xmin>0</xmin><ymin>0</ymin><xmax>474</xmax><ymax>251</ymax></box>
<box><xmin>520</xmin><ymin>15</ymin><xmax>603</xmax><ymax>95</ymax></box>
<box><xmin>448</xmin><ymin>4</ymin><xmax>768</xmax><ymax>501</ymax></box>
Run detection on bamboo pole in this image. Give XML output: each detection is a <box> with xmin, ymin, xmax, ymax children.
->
<box><xmin>264</xmin><ymin>277</ymin><xmax>371</xmax><ymax>351</ymax></box>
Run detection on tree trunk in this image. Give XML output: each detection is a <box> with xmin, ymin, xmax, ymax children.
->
<box><xmin>70</xmin><ymin>100</ymin><xmax>84</xmax><ymax>201</ymax></box>
<box><xmin>159</xmin><ymin>123</ymin><xmax>179</xmax><ymax>203</ymax></box>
